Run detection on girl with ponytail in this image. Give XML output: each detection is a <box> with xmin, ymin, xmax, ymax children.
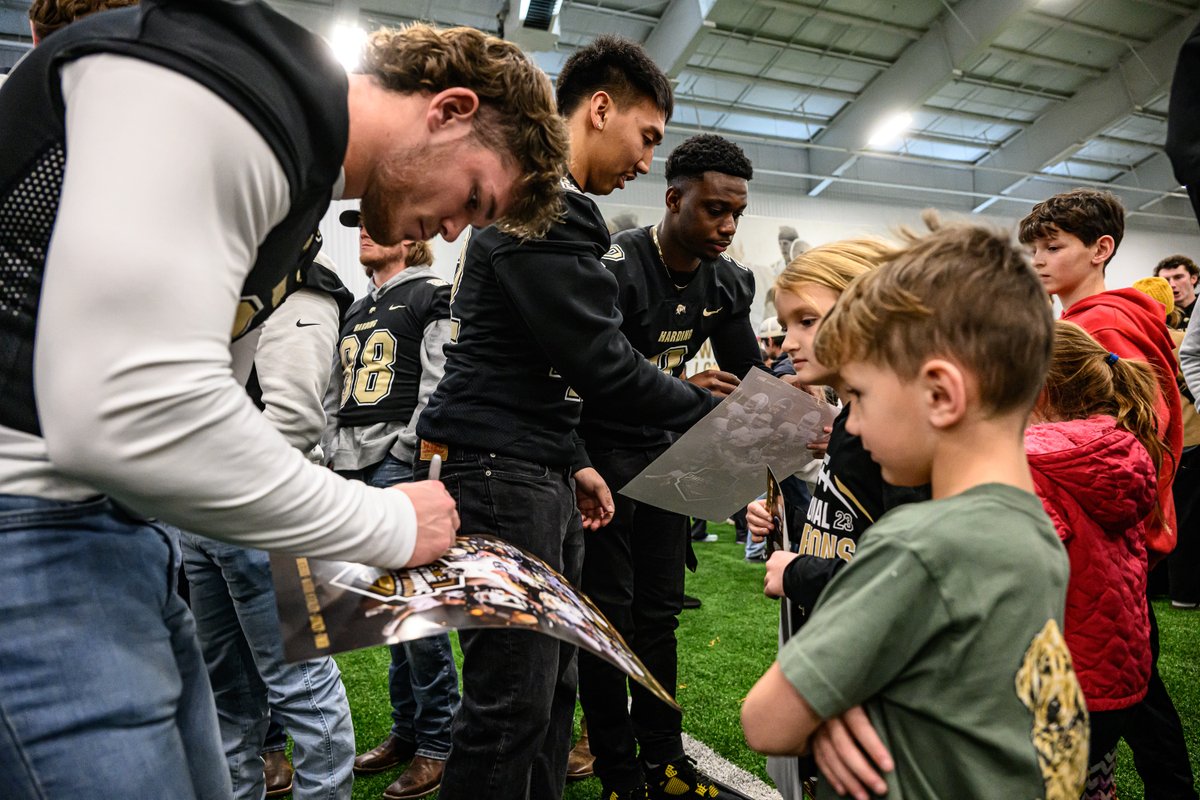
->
<box><xmin>1027</xmin><ymin>320</ymin><xmax>1162</xmax><ymax>800</ymax></box>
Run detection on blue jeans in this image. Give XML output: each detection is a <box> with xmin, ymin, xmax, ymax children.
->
<box><xmin>180</xmin><ymin>533</ymin><xmax>354</xmax><ymax>800</ymax></box>
<box><xmin>0</xmin><ymin>495</ymin><xmax>229</xmax><ymax>799</ymax></box>
<box><xmin>414</xmin><ymin>451</ymin><xmax>582</xmax><ymax>800</ymax></box>
<box><xmin>343</xmin><ymin>454</ymin><xmax>459</xmax><ymax>759</ymax></box>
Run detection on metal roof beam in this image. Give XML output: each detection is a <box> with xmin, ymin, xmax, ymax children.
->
<box><xmin>806</xmin><ymin>0</ymin><xmax>1028</xmax><ymax>191</ymax></box>
<box><xmin>753</xmin><ymin>0</ymin><xmax>924</xmax><ymax>40</ymax></box>
<box><xmin>643</xmin><ymin>0</ymin><xmax>717</xmax><ymax>77</ymax></box>
<box><xmin>954</xmin><ymin>73</ymin><xmax>1072</xmax><ymax>101</ymax></box>
<box><xmin>987</xmin><ymin>45</ymin><xmax>1106</xmax><ymax>78</ymax></box>
<box><xmin>562</xmin><ymin>1</ymin><xmax>656</xmax><ymax>25</ymax></box>
<box><xmin>922</xmin><ymin>103</ymin><xmax>1032</xmax><ymax>127</ymax></box>
<box><xmin>683</xmin><ymin>64</ymin><xmax>860</xmax><ymax>101</ymax></box>
<box><xmin>972</xmin><ymin>11</ymin><xmax>1200</xmax><ymax>208</ymax></box>
<box><xmin>675</xmin><ymin>94</ymin><xmax>829</xmax><ymax>127</ymax></box>
<box><xmin>1028</xmin><ymin>10</ymin><xmax>1149</xmax><ymax>46</ymax></box>
<box><xmin>707</xmin><ymin>26</ymin><xmax>893</xmax><ymax>69</ymax></box>
<box><xmin>1111</xmin><ymin>151</ymin><xmax>1184</xmax><ymax>211</ymax></box>
<box><xmin>1129</xmin><ymin>0</ymin><xmax>1196</xmax><ymax>16</ymax></box>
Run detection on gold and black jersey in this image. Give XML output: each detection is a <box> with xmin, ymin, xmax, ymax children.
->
<box><xmin>336</xmin><ymin>275</ymin><xmax>450</xmax><ymax>428</ymax></box>
<box><xmin>578</xmin><ymin>225</ymin><xmax>762</xmax><ymax>451</ymax></box>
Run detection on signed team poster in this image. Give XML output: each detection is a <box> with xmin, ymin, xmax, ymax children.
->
<box><xmin>272</xmin><ymin>534</ymin><xmax>679</xmax><ymax>710</ymax></box>
<box><xmin>621</xmin><ymin>368</ymin><xmax>834</xmax><ymax>521</ymax></box>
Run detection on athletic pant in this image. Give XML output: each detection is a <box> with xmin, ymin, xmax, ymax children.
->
<box><xmin>578</xmin><ymin>446</ymin><xmax>688</xmax><ymax>790</ymax></box>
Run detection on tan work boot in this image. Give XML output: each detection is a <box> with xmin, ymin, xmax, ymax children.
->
<box><xmin>566</xmin><ymin>718</ymin><xmax>595</xmax><ymax>781</ymax></box>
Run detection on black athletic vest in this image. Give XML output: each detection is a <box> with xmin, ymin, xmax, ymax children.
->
<box><xmin>0</xmin><ymin>0</ymin><xmax>348</xmax><ymax>435</ymax></box>
<box><xmin>245</xmin><ymin>256</ymin><xmax>355</xmax><ymax>411</ymax></box>
<box><xmin>336</xmin><ymin>273</ymin><xmax>451</xmax><ymax>427</ymax></box>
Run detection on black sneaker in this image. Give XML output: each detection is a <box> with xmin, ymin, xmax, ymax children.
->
<box><xmin>645</xmin><ymin>757</ymin><xmax>750</xmax><ymax>799</ymax></box>
<box><xmin>601</xmin><ymin>783</ymin><xmax>649</xmax><ymax>800</ymax></box>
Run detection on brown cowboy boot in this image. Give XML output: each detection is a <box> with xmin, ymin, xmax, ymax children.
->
<box><xmin>263</xmin><ymin>750</ymin><xmax>293</xmax><ymax>799</ymax></box>
<box><xmin>566</xmin><ymin>718</ymin><xmax>595</xmax><ymax>781</ymax></box>
<box><xmin>353</xmin><ymin>733</ymin><xmax>416</xmax><ymax>775</ymax></box>
<box><xmin>382</xmin><ymin>754</ymin><xmax>445</xmax><ymax>800</ymax></box>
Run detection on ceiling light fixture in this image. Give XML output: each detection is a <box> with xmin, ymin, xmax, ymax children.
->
<box><xmin>330</xmin><ymin>22</ymin><xmax>367</xmax><ymax>73</ymax></box>
<box><xmin>867</xmin><ymin>111</ymin><xmax>913</xmax><ymax>148</ymax></box>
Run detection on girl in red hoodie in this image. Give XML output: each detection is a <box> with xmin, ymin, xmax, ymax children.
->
<box><xmin>1028</xmin><ymin>320</ymin><xmax>1165</xmax><ymax>800</ymax></box>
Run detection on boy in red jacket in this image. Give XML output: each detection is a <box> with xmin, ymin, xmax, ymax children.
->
<box><xmin>1020</xmin><ymin>188</ymin><xmax>1197</xmax><ymax>800</ymax></box>
<box><xmin>1019</xmin><ymin>188</ymin><xmax>1182</xmax><ymax>561</ymax></box>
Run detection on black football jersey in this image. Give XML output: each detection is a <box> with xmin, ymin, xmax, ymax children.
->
<box><xmin>578</xmin><ymin>225</ymin><xmax>762</xmax><ymax>450</ymax></box>
<box><xmin>417</xmin><ymin>178</ymin><xmax>719</xmax><ymax>467</ymax></box>
<box><xmin>336</xmin><ymin>272</ymin><xmax>450</xmax><ymax>428</ymax></box>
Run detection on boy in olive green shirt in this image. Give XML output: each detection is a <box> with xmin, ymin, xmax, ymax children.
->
<box><xmin>741</xmin><ymin>218</ymin><xmax>1089</xmax><ymax>800</ymax></box>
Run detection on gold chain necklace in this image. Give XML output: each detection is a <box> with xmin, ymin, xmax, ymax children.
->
<box><xmin>652</xmin><ymin>223</ymin><xmax>689</xmax><ymax>290</ymax></box>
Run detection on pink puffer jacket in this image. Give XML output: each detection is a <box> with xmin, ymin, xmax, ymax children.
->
<box><xmin>1026</xmin><ymin>416</ymin><xmax>1155</xmax><ymax>711</ymax></box>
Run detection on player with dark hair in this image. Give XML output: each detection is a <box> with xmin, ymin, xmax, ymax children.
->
<box><xmin>576</xmin><ymin>133</ymin><xmax>761</xmax><ymax>800</ymax></box>
<box><xmin>662</xmin><ymin>132</ymin><xmax>753</xmax><ymax>184</ymax></box>
<box><xmin>415</xmin><ymin>37</ymin><xmax>723</xmax><ymax>800</ymax></box>
<box><xmin>554</xmin><ymin>35</ymin><xmax>673</xmax><ymax>126</ymax></box>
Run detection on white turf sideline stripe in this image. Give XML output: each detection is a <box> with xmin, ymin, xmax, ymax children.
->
<box><xmin>682</xmin><ymin>732</ymin><xmax>783</xmax><ymax>800</ymax></box>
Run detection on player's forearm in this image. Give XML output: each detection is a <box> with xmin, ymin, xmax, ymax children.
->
<box><xmin>41</xmin><ymin>352</ymin><xmax>418</xmax><ymax>566</ymax></box>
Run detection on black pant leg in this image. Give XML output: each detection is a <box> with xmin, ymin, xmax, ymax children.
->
<box><xmin>1169</xmin><ymin>446</ymin><xmax>1200</xmax><ymax>604</ymax></box>
<box><xmin>578</xmin><ymin>447</ymin><xmax>687</xmax><ymax>787</ymax></box>
<box><xmin>1125</xmin><ymin>601</ymin><xmax>1198</xmax><ymax>799</ymax></box>
<box><xmin>427</xmin><ymin>455</ymin><xmax>576</xmax><ymax>800</ymax></box>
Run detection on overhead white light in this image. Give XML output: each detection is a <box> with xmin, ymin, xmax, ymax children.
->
<box><xmin>330</xmin><ymin>22</ymin><xmax>367</xmax><ymax>72</ymax></box>
<box><xmin>867</xmin><ymin>111</ymin><xmax>913</xmax><ymax>148</ymax></box>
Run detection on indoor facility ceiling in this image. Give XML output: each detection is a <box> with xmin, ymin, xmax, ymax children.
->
<box><xmin>2</xmin><ymin>0</ymin><xmax>1198</xmax><ymax>231</ymax></box>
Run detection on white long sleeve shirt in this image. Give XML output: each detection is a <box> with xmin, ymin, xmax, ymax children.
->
<box><xmin>0</xmin><ymin>54</ymin><xmax>418</xmax><ymax>567</ymax></box>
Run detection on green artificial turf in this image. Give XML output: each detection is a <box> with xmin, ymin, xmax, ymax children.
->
<box><xmin>327</xmin><ymin>526</ymin><xmax>1200</xmax><ymax>799</ymax></box>
<box><xmin>1115</xmin><ymin>600</ymin><xmax>1200</xmax><ymax>798</ymax></box>
<box><xmin>332</xmin><ymin>522</ymin><xmax>774</xmax><ymax>800</ymax></box>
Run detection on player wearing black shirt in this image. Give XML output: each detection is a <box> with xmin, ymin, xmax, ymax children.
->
<box><xmin>414</xmin><ymin>38</ymin><xmax>719</xmax><ymax>800</ymax></box>
<box><xmin>576</xmin><ymin>135</ymin><xmax>760</xmax><ymax>800</ymax></box>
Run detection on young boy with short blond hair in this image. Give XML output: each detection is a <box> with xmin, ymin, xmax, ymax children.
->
<box><xmin>741</xmin><ymin>216</ymin><xmax>1089</xmax><ymax>799</ymax></box>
